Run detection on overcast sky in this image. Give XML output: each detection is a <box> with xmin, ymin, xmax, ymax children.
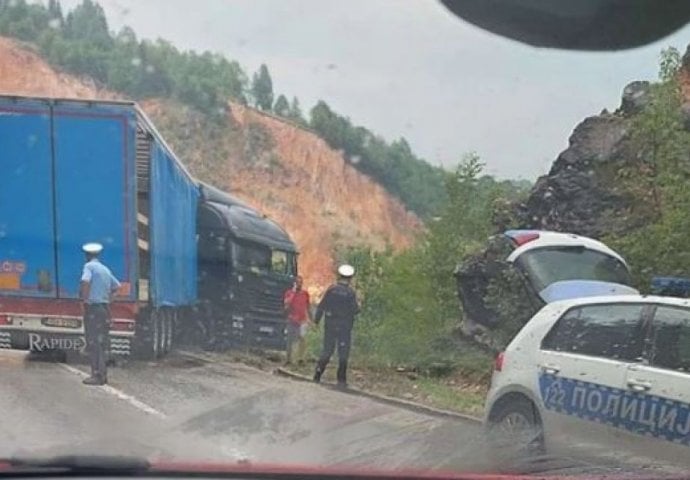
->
<box><xmin>60</xmin><ymin>0</ymin><xmax>690</xmax><ymax>179</ymax></box>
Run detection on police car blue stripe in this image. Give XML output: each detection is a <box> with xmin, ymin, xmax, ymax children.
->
<box><xmin>539</xmin><ymin>373</ymin><xmax>690</xmax><ymax>445</ymax></box>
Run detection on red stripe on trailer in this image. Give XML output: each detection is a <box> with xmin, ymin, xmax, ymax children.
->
<box><xmin>0</xmin><ymin>297</ymin><xmax>138</xmax><ymax>319</ymax></box>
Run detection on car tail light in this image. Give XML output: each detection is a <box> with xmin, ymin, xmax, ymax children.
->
<box><xmin>0</xmin><ymin>315</ymin><xmax>11</xmax><ymax>325</ymax></box>
<box><xmin>494</xmin><ymin>351</ymin><xmax>505</xmax><ymax>372</ymax></box>
<box><xmin>513</xmin><ymin>232</ymin><xmax>540</xmax><ymax>246</ymax></box>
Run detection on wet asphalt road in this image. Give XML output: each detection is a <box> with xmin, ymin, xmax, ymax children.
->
<box><xmin>0</xmin><ymin>349</ymin><xmax>492</xmax><ymax>471</ymax></box>
<box><xmin>0</xmin><ymin>349</ymin><xmax>661</xmax><ymax>475</ymax></box>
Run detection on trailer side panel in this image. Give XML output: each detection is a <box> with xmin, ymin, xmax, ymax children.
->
<box><xmin>149</xmin><ymin>141</ymin><xmax>198</xmax><ymax>307</ymax></box>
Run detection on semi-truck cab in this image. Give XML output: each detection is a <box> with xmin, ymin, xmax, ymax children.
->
<box><xmin>196</xmin><ymin>183</ymin><xmax>297</xmax><ymax>351</ymax></box>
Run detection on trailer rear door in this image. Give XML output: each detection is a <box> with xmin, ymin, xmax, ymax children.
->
<box><xmin>52</xmin><ymin>105</ymin><xmax>136</xmax><ymax>299</ymax></box>
<box><xmin>0</xmin><ymin>100</ymin><xmax>57</xmax><ymax>297</ymax></box>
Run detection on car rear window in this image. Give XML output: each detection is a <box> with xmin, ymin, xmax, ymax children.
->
<box><xmin>650</xmin><ymin>306</ymin><xmax>690</xmax><ymax>372</ymax></box>
<box><xmin>517</xmin><ymin>247</ymin><xmax>633</xmax><ymax>291</ymax></box>
<box><xmin>542</xmin><ymin>303</ymin><xmax>646</xmax><ymax>361</ymax></box>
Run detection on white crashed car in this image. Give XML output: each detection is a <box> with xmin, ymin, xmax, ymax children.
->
<box><xmin>455</xmin><ymin>230</ymin><xmax>640</xmax><ymax>339</ymax></box>
<box><xmin>484</xmin><ymin>294</ymin><xmax>690</xmax><ymax>469</ymax></box>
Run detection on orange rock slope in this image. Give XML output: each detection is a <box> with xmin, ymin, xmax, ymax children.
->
<box><xmin>0</xmin><ymin>37</ymin><xmax>422</xmax><ymax>290</ymax></box>
<box><xmin>224</xmin><ymin>103</ymin><xmax>421</xmax><ymax>289</ymax></box>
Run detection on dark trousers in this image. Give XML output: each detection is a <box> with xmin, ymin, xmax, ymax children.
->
<box><xmin>315</xmin><ymin>321</ymin><xmax>352</xmax><ymax>383</ymax></box>
<box><xmin>84</xmin><ymin>304</ymin><xmax>110</xmax><ymax>380</ymax></box>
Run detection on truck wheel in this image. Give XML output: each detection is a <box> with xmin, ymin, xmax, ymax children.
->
<box><xmin>134</xmin><ymin>309</ymin><xmax>161</xmax><ymax>360</ymax></box>
<box><xmin>157</xmin><ymin>310</ymin><xmax>167</xmax><ymax>358</ymax></box>
<box><xmin>162</xmin><ymin>310</ymin><xmax>174</xmax><ymax>354</ymax></box>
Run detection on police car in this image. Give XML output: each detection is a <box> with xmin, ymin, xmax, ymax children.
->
<box><xmin>485</xmin><ymin>294</ymin><xmax>690</xmax><ymax>468</ymax></box>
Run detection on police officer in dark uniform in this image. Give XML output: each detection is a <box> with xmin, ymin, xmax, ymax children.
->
<box><xmin>313</xmin><ymin>264</ymin><xmax>359</xmax><ymax>388</ymax></box>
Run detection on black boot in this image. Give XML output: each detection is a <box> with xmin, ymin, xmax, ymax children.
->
<box><xmin>313</xmin><ymin>367</ymin><xmax>323</xmax><ymax>383</ymax></box>
<box><xmin>82</xmin><ymin>376</ymin><xmax>105</xmax><ymax>386</ymax></box>
<box><xmin>337</xmin><ymin>361</ymin><xmax>347</xmax><ymax>389</ymax></box>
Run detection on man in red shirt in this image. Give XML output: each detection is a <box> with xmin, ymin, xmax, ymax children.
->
<box><xmin>283</xmin><ymin>275</ymin><xmax>313</xmax><ymax>365</ymax></box>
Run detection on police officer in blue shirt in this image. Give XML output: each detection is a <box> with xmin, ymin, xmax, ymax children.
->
<box><xmin>80</xmin><ymin>242</ymin><xmax>121</xmax><ymax>385</ymax></box>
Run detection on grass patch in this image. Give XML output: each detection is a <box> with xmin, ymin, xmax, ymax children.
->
<box><xmin>413</xmin><ymin>377</ymin><xmax>486</xmax><ymax>416</ymax></box>
<box><xmin>280</xmin><ymin>360</ymin><xmax>487</xmax><ymax>417</ymax></box>
<box><xmin>228</xmin><ymin>340</ymin><xmax>489</xmax><ymax>418</ymax></box>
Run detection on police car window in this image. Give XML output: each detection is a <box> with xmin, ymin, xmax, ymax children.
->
<box><xmin>650</xmin><ymin>306</ymin><xmax>690</xmax><ymax>372</ymax></box>
<box><xmin>542</xmin><ymin>304</ymin><xmax>645</xmax><ymax>361</ymax></box>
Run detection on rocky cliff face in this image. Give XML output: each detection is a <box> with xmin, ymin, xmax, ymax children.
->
<box><xmin>0</xmin><ymin>37</ymin><xmax>421</xmax><ymax>291</ymax></box>
<box><xmin>514</xmin><ymin>52</ymin><xmax>690</xmax><ymax>238</ymax></box>
<box><xmin>514</xmin><ymin>112</ymin><xmax>636</xmax><ymax>237</ymax></box>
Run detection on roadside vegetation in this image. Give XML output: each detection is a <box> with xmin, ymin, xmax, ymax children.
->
<box><xmin>605</xmin><ymin>48</ymin><xmax>690</xmax><ymax>289</ymax></box>
<box><xmin>289</xmin><ymin>156</ymin><xmax>528</xmax><ymax>415</ymax></box>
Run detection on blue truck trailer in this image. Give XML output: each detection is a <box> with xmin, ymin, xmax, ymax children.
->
<box><xmin>0</xmin><ymin>95</ymin><xmax>297</xmax><ymax>358</ymax></box>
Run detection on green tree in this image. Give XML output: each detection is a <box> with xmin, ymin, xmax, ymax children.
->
<box><xmin>425</xmin><ymin>154</ymin><xmax>496</xmax><ymax>313</ymax></box>
<box><xmin>273</xmin><ymin>94</ymin><xmax>289</xmax><ymax>116</ymax></box>
<box><xmin>287</xmin><ymin>96</ymin><xmax>305</xmax><ymax>124</ymax></box>
<box><xmin>336</xmin><ymin>154</ymin><xmax>503</xmax><ymax>376</ymax></box>
<box><xmin>48</xmin><ymin>0</ymin><xmax>63</xmax><ymax>25</ymax></box>
<box><xmin>63</xmin><ymin>0</ymin><xmax>111</xmax><ymax>49</ymax></box>
<box><xmin>0</xmin><ymin>0</ymin><xmax>50</xmax><ymax>41</ymax></box>
<box><xmin>606</xmin><ymin>47</ymin><xmax>690</xmax><ymax>288</ymax></box>
<box><xmin>0</xmin><ymin>0</ymin><xmax>249</xmax><ymax>119</ymax></box>
<box><xmin>307</xmin><ymin>98</ymin><xmax>447</xmax><ymax>218</ymax></box>
<box><xmin>251</xmin><ymin>64</ymin><xmax>273</xmax><ymax>111</ymax></box>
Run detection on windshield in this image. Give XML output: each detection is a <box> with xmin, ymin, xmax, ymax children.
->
<box><xmin>517</xmin><ymin>247</ymin><xmax>634</xmax><ymax>291</ymax></box>
<box><xmin>232</xmin><ymin>242</ymin><xmax>271</xmax><ymax>273</ymax></box>
<box><xmin>4</xmin><ymin>0</ymin><xmax>690</xmax><ymax>476</ymax></box>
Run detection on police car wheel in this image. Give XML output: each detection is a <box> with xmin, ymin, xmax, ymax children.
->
<box><xmin>488</xmin><ymin>398</ymin><xmax>544</xmax><ymax>455</ymax></box>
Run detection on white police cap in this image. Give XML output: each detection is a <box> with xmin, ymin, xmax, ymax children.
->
<box><xmin>338</xmin><ymin>264</ymin><xmax>355</xmax><ymax>278</ymax></box>
<box><xmin>82</xmin><ymin>242</ymin><xmax>103</xmax><ymax>254</ymax></box>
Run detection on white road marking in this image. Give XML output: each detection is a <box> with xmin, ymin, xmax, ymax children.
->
<box><xmin>59</xmin><ymin>363</ymin><xmax>167</xmax><ymax>419</ymax></box>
